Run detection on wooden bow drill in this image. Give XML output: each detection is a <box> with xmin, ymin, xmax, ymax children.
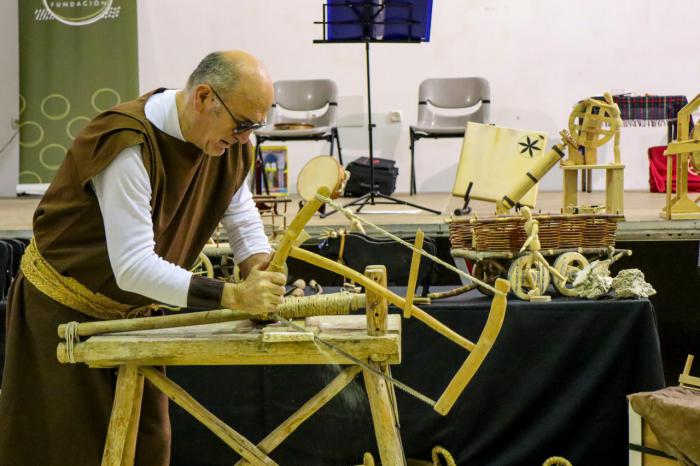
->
<box><xmin>58</xmin><ymin>185</ymin><xmax>509</xmax><ymax>416</ymax></box>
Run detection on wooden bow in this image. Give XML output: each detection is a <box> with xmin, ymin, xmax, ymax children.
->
<box><xmin>269</xmin><ymin>186</ymin><xmax>510</xmax><ymax>415</ymax></box>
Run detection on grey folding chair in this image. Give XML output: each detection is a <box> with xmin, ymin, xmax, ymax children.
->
<box><xmin>253</xmin><ymin>79</ymin><xmax>343</xmax><ymax>194</ymax></box>
<box><xmin>409</xmin><ymin>77</ymin><xmax>490</xmax><ymax>194</ymax></box>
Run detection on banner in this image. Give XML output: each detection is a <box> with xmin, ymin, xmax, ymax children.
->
<box><xmin>18</xmin><ymin>0</ymin><xmax>138</xmax><ymax>184</ymax></box>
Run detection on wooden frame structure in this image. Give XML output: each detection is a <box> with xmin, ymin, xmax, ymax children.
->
<box><xmin>57</xmin><ymin>186</ymin><xmax>510</xmax><ymax>464</ymax></box>
<box><xmin>661</xmin><ymin>93</ymin><xmax>700</xmax><ymax>220</ymax></box>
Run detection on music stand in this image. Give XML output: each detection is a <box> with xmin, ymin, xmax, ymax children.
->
<box><xmin>314</xmin><ymin>0</ymin><xmax>441</xmax><ymax>217</ymax></box>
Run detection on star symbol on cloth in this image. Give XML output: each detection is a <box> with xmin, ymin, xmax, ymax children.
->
<box><xmin>518</xmin><ymin>135</ymin><xmax>542</xmax><ymax>158</ymax></box>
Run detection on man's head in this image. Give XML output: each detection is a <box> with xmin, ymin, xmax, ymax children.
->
<box><xmin>179</xmin><ymin>50</ymin><xmax>273</xmax><ymax>156</ymax></box>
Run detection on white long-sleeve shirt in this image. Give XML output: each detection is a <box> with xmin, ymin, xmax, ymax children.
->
<box><xmin>91</xmin><ymin>89</ymin><xmax>270</xmax><ymax>307</ymax></box>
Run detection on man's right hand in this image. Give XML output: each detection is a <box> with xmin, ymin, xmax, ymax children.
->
<box><xmin>220</xmin><ymin>264</ymin><xmax>286</xmax><ymax>314</ymax></box>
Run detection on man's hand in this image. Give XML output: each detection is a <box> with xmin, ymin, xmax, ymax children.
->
<box><xmin>221</xmin><ymin>263</ymin><xmax>286</xmax><ymax>314</ymax></box>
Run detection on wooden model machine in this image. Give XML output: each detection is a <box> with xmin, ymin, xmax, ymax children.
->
<box><xmin>661</xmin><ymin>93</ymin><xmax>700</xmax><ymax>220</ymax></box>
<box><xmin>560</xmin><ymin>92</ymin><xmax>624</xmax><ymax>215</ymax></box>
<box><xmin>56</xmin><ymin>186</ymin><xmax>511</xmax><ymax>466</ymax></box>
<box><xmin>486</xmin><ymin>93</ymin><xmax>625</xmax><ymax>216</ymax></box>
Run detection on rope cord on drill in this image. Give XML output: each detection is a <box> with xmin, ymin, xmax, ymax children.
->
<box><xmin>315</xmin><ymin>193</ymin><xmax>506</xmax><ymax>297</ymax></box>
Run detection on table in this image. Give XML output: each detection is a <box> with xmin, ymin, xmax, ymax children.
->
<box><xmin>165</xmin><ymin>290</ymin><xmax>664</xmax><ymax>465</ymax></box>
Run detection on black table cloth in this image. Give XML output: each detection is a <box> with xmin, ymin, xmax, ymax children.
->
<box><xmin>167</xmin><ymin>290</ymin><xmax>664</xmax><ymax>466</ymax></box>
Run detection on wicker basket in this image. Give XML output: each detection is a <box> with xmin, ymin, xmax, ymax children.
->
<box><xmin>448</xmin><ymin>214</ymin><xmax>620</xmax><ymax>252</ymax></box>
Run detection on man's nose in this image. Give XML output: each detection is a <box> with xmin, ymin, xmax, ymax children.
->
<box><xmin>233</xmin><ymin>130</ymin><xmax>252</xmax><ymax>144</ymax></box>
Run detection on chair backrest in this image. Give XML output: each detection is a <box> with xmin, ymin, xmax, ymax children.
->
<box><xmin>417</xmin><ymin>77</ymin><xmax>490</xmax><ymax>129</ymax></box>
<box><xmin>267</xmin><ymin>79</ymin><xmax>339</xmax><ymax>128</ymax></box>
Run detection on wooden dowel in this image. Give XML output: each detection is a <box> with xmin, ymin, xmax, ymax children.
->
<box><xmin>235</xmin><ymin>366</ymin><xmax>362</xmax><ymax>466</ymax></box>
<box><xmin>433</xmin><ymin>278</ymin><xmax>509</xmax><ymax>415</ymax></box>
<box><xmin>403</xmin><ymin>230</ymin><xmax>424</xmax><ymax>318</ymax></box>
<box><xmin>58</xmin><ymin>308</ymin><xmax>251</xmax><ymax>339</ymax></box>
<box><xmin>289</xmin><ymin>246</ymin><xmax>476</xmax><ymax>351</ymax></box>
<box><xmin>58</xmin><ymin>292</ymin><xmax>362</xmax><ymax>340</ymax></box>
<box><xmin>139</xmin><ymin>367</ymin><xmax>277</xmax><ymax>466</ymax></box>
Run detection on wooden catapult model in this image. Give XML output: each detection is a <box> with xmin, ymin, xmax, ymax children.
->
<box><xmin>661</xmin><ymin>93</ymin><xmax>700</xmax><ymax>220</ymax></box>
<box><xmin>494</xmin><ymin>92</ymin><xmax>625</xmax><ymax>216</ymax></box>
<box><xmin>56</xmin><ymin>186</ymin><xmax>511</xmax><ymax>466</ymax></box>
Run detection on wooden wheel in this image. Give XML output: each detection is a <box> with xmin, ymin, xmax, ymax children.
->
<box><xmin>568</xmin><ymin>101</ymin><xmax>617</xmax><ymax>149</ymax></box>
<box><xmin>552</xmin><ymin>252</ymin><xmax>588</xmax><ymax>297</ymax></box>
<box><xmin>191</xmin><ymin>252</ymin><xmax>214</xmax><ymax>278</ymax></box>
<box><xmin>473</xmin><ymin>260</ymin><xmax>505</xmax><ymax>296</ymax></box>
<box><xmin>507</xmin><ymin>255</ymin><xmax>550</xmax><ymax>300</ymax></box>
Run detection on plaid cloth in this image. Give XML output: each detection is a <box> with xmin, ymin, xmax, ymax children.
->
<box><xmin>592</xmin><ymin>94</ymin><xmax>691</xmax><ymax>127</ymax></box>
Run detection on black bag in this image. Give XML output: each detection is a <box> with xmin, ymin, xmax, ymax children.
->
<box><xmin>343</xmin><ymin>157</ymin><xmax>399</xmax><ymax>196</ymax></box>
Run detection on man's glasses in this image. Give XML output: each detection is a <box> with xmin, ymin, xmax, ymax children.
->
<box><xmin>209</xmin><ymin>86</ymin><xmax>266</xmax><ymax>134</ymax></box>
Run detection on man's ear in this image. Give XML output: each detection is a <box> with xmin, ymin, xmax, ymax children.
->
<box><xmin>193</xmin><ymin>84</ymin><xmax>211</xmax><ymax>112</ymax></box>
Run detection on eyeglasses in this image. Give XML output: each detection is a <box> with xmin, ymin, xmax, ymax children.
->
<box><xmin>209</xmin><ymin>86</ymin><xmax>266</xmax><ymax>134</ymax></box>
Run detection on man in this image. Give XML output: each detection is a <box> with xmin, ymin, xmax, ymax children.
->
<box><xmin>0</xmin><ymin>50</ymin><xmax>286</xmax><ymax>466</ymax></box>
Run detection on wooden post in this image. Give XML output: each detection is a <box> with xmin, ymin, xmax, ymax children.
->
<box><xmin>562</xmin><ymin>168</ymin><xmax>578</xmax><ymax>214</ymax></box>
<box><xmin>362</xmin><ymin>266</ymin><xmax>406</xmax><ymax>466</ymax></box>
<box><xmin>101</xmin><ymin>365</ymin><xmax>142</xmax><ymax>466</ymax></box>
<box><xmin>605</xmin><ymin>166</ymin><xmax>624</xmax><ymax>215</ymax></box>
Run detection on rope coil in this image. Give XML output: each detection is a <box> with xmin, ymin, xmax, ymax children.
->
<box><xmin>63</xmin><ymin>321</ymin><xmax>80</xmax><ymax>364</ymax></box>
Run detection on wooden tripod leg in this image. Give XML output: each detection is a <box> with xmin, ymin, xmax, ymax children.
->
<box><xmin>363</xmin><ymin>266</ymin><xmax>406</xmax><ymax>466</ymax></box>
<box><xmin>121</xmin><ymin>372</ymin><xmax>144</xmax><ymax>466</ymax></box>
<box><xmin>102</xmin><ymin>365</ymin><xmax>142</xmax><ymax>466</ymax></box>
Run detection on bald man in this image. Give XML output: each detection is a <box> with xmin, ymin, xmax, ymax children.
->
<box><xmin>0</xmin><ymin>50</ymin><xmax>286</xmax><ymax>466</ymax></box>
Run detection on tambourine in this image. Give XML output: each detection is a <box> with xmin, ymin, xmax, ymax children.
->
<box><xmin>296</xmin><ymin>155</ymin><xmax>348</xmax><ymax>201</ymax></box>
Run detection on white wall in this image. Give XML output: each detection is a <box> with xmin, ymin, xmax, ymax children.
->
<box><xmin>0</xmin><ymin>0</ymin><xmax>19</xmax><ymax>198</ymax></box>
<box><xmin>148</xmin><ymin>1</ymin><xmax>697</xmax><ymax>193</ymax></box>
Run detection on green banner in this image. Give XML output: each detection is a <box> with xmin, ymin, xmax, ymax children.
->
<box><xmin>18</xmin><ymin>0</ymin><xmax>138</xmax><ymax>184</ymax></box>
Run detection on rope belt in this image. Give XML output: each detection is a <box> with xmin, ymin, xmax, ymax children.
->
<box><xmin>21</xmin><ymin>239</ymin><xmax>173</xmax><ymax>321</ymax></box>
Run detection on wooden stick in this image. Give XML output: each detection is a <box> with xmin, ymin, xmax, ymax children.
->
<box><xmin>139</xmin><ymin>367</ymin><xmax>277</xmax><ymax>466</ymax></box>
<box><xmin>267</xmin><ymin>186</ymin><xmax>330</xmax><ymax>274</ymax></box>
<box><xmin>101</xmin><ymin>365</ymin><xmax>141</xmax><ymax>466</ymax></box>
<box><xmin>403</xmin><ymin>230</ymin><xmax>424</xmax><ymax>318</ymax></box>
<box><xmin>234</xmin><ymin>366</ymin><xmax>362</xmax><ymax>466</ymax></box>
<box><xmin>289</xmin><ymin>246</ymin><xmax>476</xmax><ymax>351</ymax></box>
<box><xmin>433</xmin><ymin>278</ymin><xmax>510</xmax><ymax>415</ymax></box>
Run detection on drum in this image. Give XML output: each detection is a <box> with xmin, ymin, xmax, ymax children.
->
<box><xmin>274</xmin><ymin>123</ymin><xmax>315</xmax><ymax>131</ymax></box>
<box><xmin>297</xmin><ymin>155</ymin><xmax>348</xmax><ymax>201</ymax></box>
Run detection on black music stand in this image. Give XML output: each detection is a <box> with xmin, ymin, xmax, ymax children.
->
<box><xmin>314</xmin><ymin>1</ymin><xmax>440</xmax><ymax>217</ymax></box>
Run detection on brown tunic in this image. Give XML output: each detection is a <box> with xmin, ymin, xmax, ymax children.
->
<box><xmin>0</xmin><ymin>89</ymin><xmax>253</xmax><ymax>466</ymax></box>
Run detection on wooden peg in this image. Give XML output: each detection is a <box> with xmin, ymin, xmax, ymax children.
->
<box><xmin>403</xmin><ymin>230</ymin><xmax>424</xmax><ymax>318</ymax></box>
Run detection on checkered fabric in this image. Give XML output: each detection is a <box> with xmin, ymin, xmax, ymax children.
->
<box><xmin>592</xmin><ymin>95</ymin><xmax>691</xmax><ymax>127</ymax></box>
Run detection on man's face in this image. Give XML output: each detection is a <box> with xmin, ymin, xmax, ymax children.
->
<box><xmin>197</xmin><ymin>86</ymin><xmax>268</xmax><ymax>157</ymax></box>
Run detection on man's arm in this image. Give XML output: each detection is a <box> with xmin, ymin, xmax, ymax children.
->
<box><xmin>92</xmin><ymin>147</ymin><xmax>285</xmax><ymax>313</ymax></box>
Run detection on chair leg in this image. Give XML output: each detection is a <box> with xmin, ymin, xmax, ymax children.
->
<box><xmin>328</xmin><ymin>135</ymin><xmax>334</xmax><ymax>158</ymax></box>
<box><xmin>409</xmin><ymin>129</ymin><xmax>417</xmax><ymax>195</ymax></box>
<box><xmin>333</xmin><ymin>128</ymin><xmax>343</xmax><ymax>165</ymax></box>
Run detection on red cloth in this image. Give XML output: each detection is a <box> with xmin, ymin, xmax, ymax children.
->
<box><xmin>648</xmin><ymin>145</ymin><xmax>700</xmax><ymax>193</ymax></box>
